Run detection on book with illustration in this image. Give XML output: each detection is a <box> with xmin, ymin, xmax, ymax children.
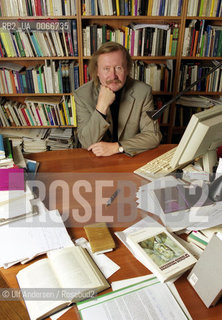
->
<box><xmin>126</xmin><ymin>227</ymin><xmax>196</xmax><ymax>282</ymax></box>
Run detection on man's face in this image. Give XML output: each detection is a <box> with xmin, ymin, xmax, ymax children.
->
<box><xmin>97</xmin><ymin>50</ymin><xmax>128</xmax><ymax>92</ymax></box>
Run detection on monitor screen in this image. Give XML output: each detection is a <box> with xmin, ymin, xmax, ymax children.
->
<box><xmin>170</xmin><ymin>105</ymin><xmax>222</xmax><ymax>173</ymax></box>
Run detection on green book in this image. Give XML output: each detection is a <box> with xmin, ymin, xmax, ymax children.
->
<box><xmin>3</xmin><ymin>137</ymin><xmax>13</xmax><ymax>159</ymax></box>
<box><xmin>14</xmin><ymin>31</ymin><xmax>26</xmax><ymax>57</ymax></box>
<box><xmin>217</xmin><ymin>31</ymin><xmax>222</xmax><ymax>57</ymax></box>
<box><xmin>38</xmin><ymin>66</ymin><xmax>44</xmax><ymax>93</ymax></box>
<box><xmin>25</xmin><ymin>108</ymin><xmax>35</xmax><ymax>126</ymax></box>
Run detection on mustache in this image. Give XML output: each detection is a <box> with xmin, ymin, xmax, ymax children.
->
<box><xmin>106</xmin><ymin>79</ymin><xmax>122</xmax><ymax>84</ymax></box>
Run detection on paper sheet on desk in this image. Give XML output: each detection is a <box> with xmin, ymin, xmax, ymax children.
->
<box><xmin>77</xmin><ymin>278</ymin><xmax>189</xmax><ymax>320</ymax></box>
<box><xmin>187</xmin><ymin>201</ymin><xmax>222</xmax><ymax>231</ymax></box>
<box><xmin>0</xmin><ymin>200</ymin><xmax>73</xmax><ymax>268</ymax></box>
<box><xmin>111</xmin><ymin>275</ymin><xmax>192</xmax><ymax>320</ymax></box>
<box><xmin>75</xmin><ymin>237</ymin><xmax>120</xmax><ymax>279</ymax></box>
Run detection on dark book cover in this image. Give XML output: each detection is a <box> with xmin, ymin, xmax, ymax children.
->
<box><xmin>154</xmin><ymin>187</ymin><xmax>189</xmax><ymax>214</ymax></box>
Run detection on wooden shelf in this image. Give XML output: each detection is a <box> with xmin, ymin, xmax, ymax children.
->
<box><xmin>0</xmin><ymin>0</ymin><xmax>221</xmax><ymax>143</ymax></box>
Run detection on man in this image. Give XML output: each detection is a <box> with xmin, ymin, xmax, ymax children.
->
<box><xmin>74</xmin><ymin>42</ymin><xmax>162</xmax><ymax>157</ymax></box>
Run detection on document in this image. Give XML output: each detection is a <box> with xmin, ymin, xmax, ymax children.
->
<box><xmin>0</xmin><ymin>200</ymin><xmax>73</xmax><ymax>268</ymax></box>
<box><xmin>77</xmin><ymin>278</ymin><xmax>189</xmax><ymax>320</ymax></box>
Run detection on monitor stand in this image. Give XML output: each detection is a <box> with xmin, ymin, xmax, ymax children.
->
<box><xmin>202</xmin><ymin>150</ymin><xmax>218</xmax><ymax>173</ymax></box>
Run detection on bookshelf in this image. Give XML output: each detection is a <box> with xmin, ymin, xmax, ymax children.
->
<box><xmin>0</xmin><ymin>0</ymin><xmax>221</xmax><ymax>144</ymax></box>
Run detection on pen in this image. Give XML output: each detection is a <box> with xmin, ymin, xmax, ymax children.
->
<box><xmin>106</xmin><ymin>188</ymin><xmax>120</xmax><ymax>207</ymax></box>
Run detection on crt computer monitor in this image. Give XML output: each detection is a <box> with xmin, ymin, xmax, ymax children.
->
<box><xmin>170</xmin><ymin>105</ymin><xmax>222</xmax><ymax>173</ymax></box>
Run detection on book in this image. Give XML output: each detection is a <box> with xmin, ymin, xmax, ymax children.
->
<box><xmin>16</xmin><ymin>246</ymin><xmax>110</xmax><ymax>320</ymax></box>
<box><xmin>187</xmin><ymin>231</ymin><xmax>209</xmax><ymax>249</ymax></box>
<box><xmin>0</xmin><ymin>134</ymin><xmax>5</xmax><ymax>159</ymax></box>
<box><xmin>126</xmin><ymin>227</ymin><xmax>196</xmax><ymax>282</ymax></box>
<box><xmin>84</xmin><ymin>222</ymin><xmax>116</xmax><ymax>254</ymax></box>
<box><xmin>187</xmin><ymin>233</ymin><xmax>222</xmax><ymax>307</ymax></box>
<box><xmin>25</xmin><ymin>159</ymin><xmax>39</xmax><ymax>174</ymax></box>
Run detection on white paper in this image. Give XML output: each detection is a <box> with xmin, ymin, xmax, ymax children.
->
<box><xmin>111</xmin><ymin>274</ymin><xmax>154</xmax><ymax>291</ymax></box>
<box><xmin>77</xmin><ymin>279</ymin><xmax>188</xmax><ymax>320</ymax></box>
<box><xmin>75</xmin><ymin>237</ymin><xmax>120</xmax><ymax>279</ymax></box>
<box><xmin>0</xmin><ymin>200</ymin><xmax>73</xmax><ymax>268</ymax></box>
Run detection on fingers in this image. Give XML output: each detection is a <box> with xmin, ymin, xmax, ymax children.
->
<box><xmin>88</xmin><ymin>143</ymin><xmax>101</xmax><ymax>155</ymax></box>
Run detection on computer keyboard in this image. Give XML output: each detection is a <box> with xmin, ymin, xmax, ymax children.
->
<box><xmin>134</xmin><ymin>147</ymin><xmax>179</xmax><ymax>180</ymax></box>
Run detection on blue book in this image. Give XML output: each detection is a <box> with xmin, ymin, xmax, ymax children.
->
<box><xmin>124</xmin><ymin>0</ymin><xmax>129</xmax><ymax>16</ymax></box>
<box><xmin>21</xmin><ymin>74</ymin><xmax>28</xmax><ymax>93</ymax></box>
<box><xmin>18</xmin><ymin>74</ymin><xmax>24</xmax><ymax>93</ymax></box>
<box><xmin>71</xmin><ymin>20</ymin><xmax>78</xmax><ymax>57</ymax></box>
<box><xmin>74</xmin><ymin>64</ymin><xmax>79</xmax><ymax>89</ymax></box>
<box><xmin>0</xmin><ymin>134</ymin><xmax>5</xmax><ymax>159</ymax></box>
<box><xmin>216</xmin><ymin>0</ymin><xmax>222</xmax><ymax>17</ymax></box>
<box><xmin>213</xmin><ymin>29</ymin><xmax>220</xmax><ymax>57</ymax></box>
<box><xmin>30</xmin><ymin>32</ymin><xmax>43</xmax><ymax>57</ymax></box>
<box><xmin>205</xmin><ymin>25</ymin><xmax>212</xmax><ymax>57</ymax></box>
<box><xmin>177</xmin><ymin>0</ymin><xmax>183</xmax><ymax>16</ymax></box>
<box><xmin>91</xmin><ymin>0</ymin><xmax>95</xmax><ymax>15</ymax></box>
<box><xmin>25</xmin><ymin>159</ymin><xmax>39</xmax><ymax>174</ymax></box>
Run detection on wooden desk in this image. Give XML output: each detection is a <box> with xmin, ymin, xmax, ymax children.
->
<box><xmin>1</xmin><ymin>145</ymin><xmax>221</xmax><ymax>320</ymax></box>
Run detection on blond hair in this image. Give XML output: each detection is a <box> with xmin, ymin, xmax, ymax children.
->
<box><xmin>88</xmin><ymin>42</ymin><xmax>132</xmax><ymax>85</ymax></box>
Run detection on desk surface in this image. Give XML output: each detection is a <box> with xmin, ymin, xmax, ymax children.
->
<box><xmin>1</xmin><ymin>145</ymin><xmax>222</xmax><ymax>320</ymax></box>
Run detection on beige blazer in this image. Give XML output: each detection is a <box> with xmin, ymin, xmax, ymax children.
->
<box><xmin>74</xmin><ymin>78</ymin><xmax>162</xmax><ymax>156</ymax></box>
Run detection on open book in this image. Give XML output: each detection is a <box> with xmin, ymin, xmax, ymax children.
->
<box><xmin>16</xmin><ymin>246</ymin><xmax>110</xmax><ymax>320</ymax></box>
<box><xmin>126</xmin><ymin>227</ymin><xmax>196</xmax><ymax>282</ymax></box>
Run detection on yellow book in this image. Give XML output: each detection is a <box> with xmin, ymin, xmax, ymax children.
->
<box><xmin>168</xmin><ymin>34</ymin><xmax>173</xmax><ymax>56</ymax></box>
<box><xmin>84</xmin><ymin>222</ymin><xmax>116</xmax><ymax>254</ymax></box>
<box><xmin>147</xmin><ymin>0</ymin><xmax>153</xmax><ymax>15</ymax></box>
<box><xmin>58</xmin><ymin>104</ymin><xmax>65</xmax><ymax>125</ymax></box>
<box><xmin>210</xmin><ymin>0</ymin><xmax>215</xmax><ymax>16</ymax></box>
<box><xmin>0</xmin><ymin>30</ymin><xmax>13</xmax><ymax>57</ymax></box>
<box><xmin>71</xmin><ymin>95</ymin><xmax>77</xmax><ymax>127</ymax></box>
<box><xmin>62</xmin><ymin>100</ymin><xmax>69</xmax><ymax>125</ymax></box>
<box><xmin>131</xmin><ymin>0</ymin><xmax>135</xmax><ymax>16</ymax></box>
<box><xmin>48</xmin><ymin>0</ymin><xmax>54</xmax><ymax>16</ymax></box>
<box><xmin>116</xmin><ymin>0</ymin><xmax>120</xmax><ymax>16</ymax></box>
<box><xmin>124</xmin><ymin>26</ymin><xmax>129</xmax><ymax>49</ymax></box>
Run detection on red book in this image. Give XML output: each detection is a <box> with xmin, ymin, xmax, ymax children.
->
<box><xmin>20</xmin><ymin>107</ymin><xmax>31</xmax><ymax>126</ymax></box>
<box><xmin>34</xmin><ymin>0</ymin><xmax>42</xmax><ymax>16</ymax></box>
<box><xmin>35</xmin><ymin>106</ymin><xmax>43</xmax><ymax>126</ymax></box>
<box><xmin>84</xmin><ymin>63</ymin><xmax>88</xmax><ymax>83</ymax></box>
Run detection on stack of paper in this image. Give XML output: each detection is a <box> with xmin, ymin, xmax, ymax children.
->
<box><xmin>23</xmin><ymin>137</ymin><xmax>48</xmax><ymax>153</ymax></box>
<box><xmin>0</xmin><ymin>200</ymin><xmax>73</xmax><ymax>268</ymax></box>
<box><xmin>46</xmin><ymin>128</ymin><xmax>74</xmax><ymax>150</ymax></box>
<box><xmin>136</xmin><ymin>175</ymin><xmax>222</xmax><ymax>232</ymax></box>
<box><xmin>0</xmin><ymin>183</ymin><xmax>35</xmax><ymax>224</ymax></box>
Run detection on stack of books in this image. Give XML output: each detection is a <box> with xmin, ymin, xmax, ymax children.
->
<box><xmin>0</xmin><ymin>134</ymin><xmax>14</xmax><ymax>168</ymax></box>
